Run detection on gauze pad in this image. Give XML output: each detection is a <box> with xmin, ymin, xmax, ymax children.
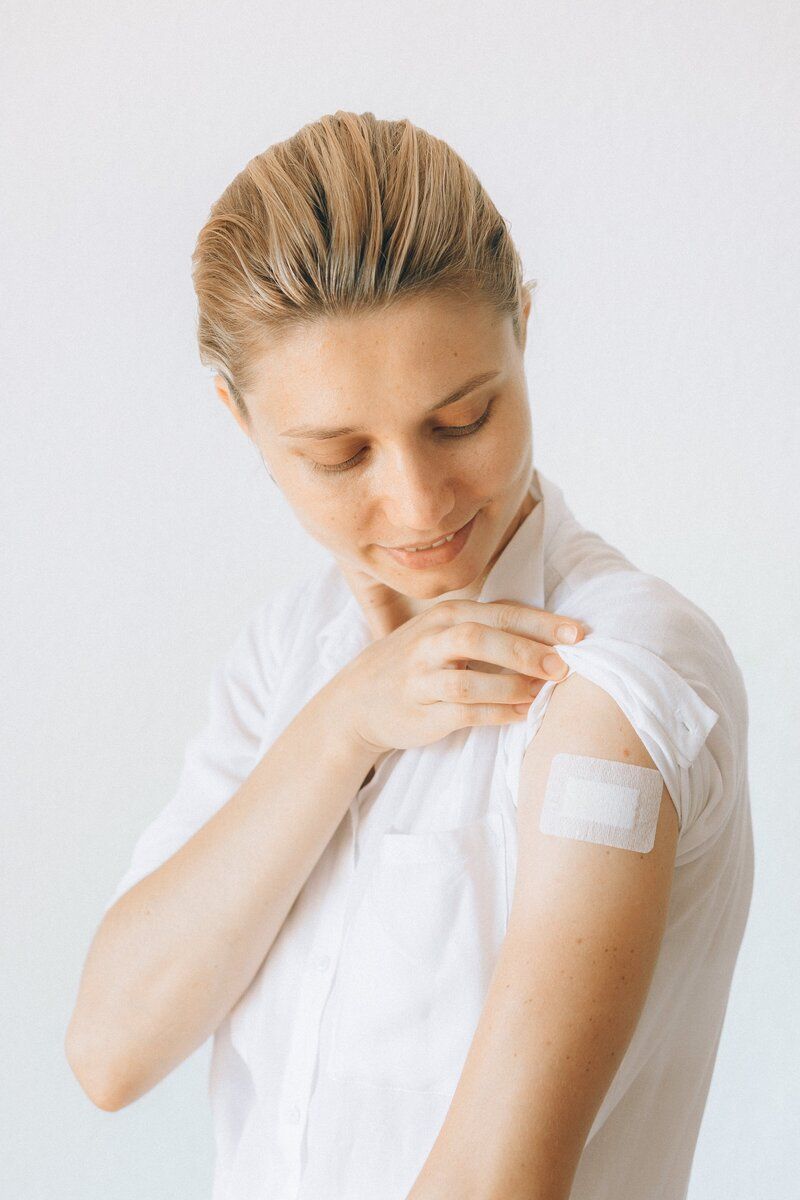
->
<box><xmin>539</xmin><ymin>753</ymin><xmax>664</xmax><ymax>853</ymax></box>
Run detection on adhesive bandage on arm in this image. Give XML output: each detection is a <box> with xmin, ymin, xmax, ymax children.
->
<box><xmin>539</xmin><ymin>753</ymin><xmax>665</xmax><ymax>853</ymax></box>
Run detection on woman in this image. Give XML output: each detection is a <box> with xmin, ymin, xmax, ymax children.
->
<box><xmin>66</xmin><ymin>112</ymin><xmax>753</xmax><ymax>1200</ymax></box>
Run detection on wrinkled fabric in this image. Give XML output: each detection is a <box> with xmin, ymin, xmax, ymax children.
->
<box><xmin>103</xmin><ymin>468</ymin><xmax>754</xmax><ymax>1200</ymax></box>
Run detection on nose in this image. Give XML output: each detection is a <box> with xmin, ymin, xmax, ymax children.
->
<box><xmin>379</xmin><ymin>454</ymin><xmax>455</xmax><ymax>539</ymax></box>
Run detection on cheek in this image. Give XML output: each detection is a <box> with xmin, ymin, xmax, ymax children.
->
<box><xmin>474</xmin><ymin>413</ymin><xmax>529</xmax><ymax>477</ymax></box>
<box><xmin>277</xmin><ymin>485</ymin><xmax>340</xmax><ymax>541</ymax></box>
<box><xmin>303</xmin><ymin>499</ymin><xmax>364</xmax><ymax>547</ymax></box>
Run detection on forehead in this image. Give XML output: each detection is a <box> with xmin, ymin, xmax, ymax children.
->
<box><xmin>244</xmin><ymin>292</ymin><xmax>513</xmax><ymax>426</ymax></box>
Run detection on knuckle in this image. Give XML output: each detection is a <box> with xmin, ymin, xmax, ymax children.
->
<box><xmin>415</xmin><ymin>628</ymin><xmax>445</xmax><ymax>664</ymax></box>
<box><xmin>458</xmin><ymin>621</ymin><xmax>483</xmax><ymax>653</ymax></box>
<box><xmin>443</xmin><ymin>671</ymin><xmax>470</xmax><ymax>702</ymax></box>
<box><xmin>509</xmin><ymin>636</ymin><xmax>529</xmax><ymax>667</ymax></box>
<box><xmin>432</xmin><ymin>598</ymin><xmax>460</xmax><ymax>623</ymax></box>
<box><xmin>493</xmin><ymin>603</ymin><xmax>524</xmax><ymax>634</ymax></box>
<box><xmin>456</xmin><ymin>671</ymin><xmax>472</xmax><ymax>700</ymax></box>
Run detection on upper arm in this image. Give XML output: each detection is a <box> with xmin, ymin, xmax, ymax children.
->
<box><xmin>502</xmin><ymin>670</ymin><xmax>679</xmax><ymax>1170</ymax></box>
<box><xmin>511</xmin><ymin>670</ymin><xmax>679</xmax><ymax>929</ymax></box>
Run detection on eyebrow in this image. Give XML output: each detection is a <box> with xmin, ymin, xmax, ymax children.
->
<box><xmin>279</xmin><ymin>369</ymin><xmax>502</xmax><ymax>439</ymax></box>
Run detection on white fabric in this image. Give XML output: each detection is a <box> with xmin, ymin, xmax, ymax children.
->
<box><xmin>103</xmin><ymin>468</ymin><xmax>754</xmax><ymax>1200</ymax></box>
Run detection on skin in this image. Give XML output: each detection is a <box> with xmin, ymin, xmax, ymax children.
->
<box><xmin>405</xmin><ymin>675</ymin><xmax>678</xmax><ymax>1199</ymax></box>
<box><xmin>214</xmin><ymin>288</ymin><xmax>539</xmax><ymax>638</ymax></box>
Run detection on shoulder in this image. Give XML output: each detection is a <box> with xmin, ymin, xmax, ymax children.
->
<box><xmin>552</xmin><ymin>560</ymin><xmax>748</xmax><ymax>763</ymax></box>
<box><xmin>550</xmin><ymin>562</ymin><xmax>745</xmax><ymax>717</ymax></box>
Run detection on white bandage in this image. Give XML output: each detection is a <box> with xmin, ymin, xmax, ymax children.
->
<box><xmin>539</xmin><ymin>753</ymin><xmax>663</xmax><ymax>853</ymax></box>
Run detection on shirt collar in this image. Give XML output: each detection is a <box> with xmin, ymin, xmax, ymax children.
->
<box><xmin>316</xmin><ymin>468</ymin><xmax>569</xmax><ymax>674</ymax></box>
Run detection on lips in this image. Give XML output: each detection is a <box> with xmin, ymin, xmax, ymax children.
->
<box><xmin>392</xmin><ymin>523</ymin><xmax>466</xmax><ymax>551</ymax></box>
<box><xmin>381</xmin><ymin>511</ymin><xmax>478</xmax><ymax>569</ymax></box>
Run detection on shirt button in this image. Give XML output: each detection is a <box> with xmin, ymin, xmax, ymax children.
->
<box><xmin>315</xmin><ymin>954</ymin><xmax>331</xmax><ymax>972</ymax></box>
<box><xmin>287</xmin><ymin>1104</ymin><xmax>301</xmax><ymax>1123</ymax></box>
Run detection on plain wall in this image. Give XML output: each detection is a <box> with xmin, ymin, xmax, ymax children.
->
<box><xmin>2</xmin><ymin>1</ymin><xmax>797</xmax><ymax>1196</ymax></box>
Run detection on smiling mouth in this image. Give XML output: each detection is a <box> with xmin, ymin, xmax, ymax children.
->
<box><xmin>384</xmin><ymin>516</ymin><xmax>475</xmax><ymax>552</ymax></box>
<box><xmin>380</xmin><ymin>512</ymin><xmax>479</xmax><ymax>568</ymax></box>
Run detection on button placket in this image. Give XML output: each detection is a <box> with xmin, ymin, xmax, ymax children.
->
<box><xmin>281</xmin><ymin>943</ymin><xmax>340</xmax><ymax>1125</ymax></box>
<box><xmin>272</xmin><ymin>827</ymin><xmax>359</xmax><ymax>1198</ymax></box>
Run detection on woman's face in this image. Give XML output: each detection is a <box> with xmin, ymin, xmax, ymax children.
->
<box><xmin>215</xmin><ymin>289</ymin><xmax>534</xmax><ymax>604</ymax></box>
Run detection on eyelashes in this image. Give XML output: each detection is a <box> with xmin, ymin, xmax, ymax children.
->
<box><xmin>442</xmin><ymin>396</ymin><xmax>497</xmax><ymax>439</ymax></box>
<box><xmin>310</xmin><ymin>396</ymin><xmax>498</xmax><ymax>476</ymax></box>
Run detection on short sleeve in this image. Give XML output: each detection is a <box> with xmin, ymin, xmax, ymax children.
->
<box><xmin>503</xmin><ymin>571</ymin><xmax>742</xmax><ymax>866</ymax></box>
<box><xmin>100</xmin><ymin>600</ymin><xmax>280</xmax><ymax>914</ymax></box>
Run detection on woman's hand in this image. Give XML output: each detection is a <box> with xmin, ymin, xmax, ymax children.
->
<box><xmin>335</xmin><ymin>595</ymin><xmax>587</xmax><ymax>756</ymax></box>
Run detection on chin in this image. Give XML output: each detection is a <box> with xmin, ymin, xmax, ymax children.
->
<box><xmin>393</xmin><ymin>561</ymin><xmax>482</xmax><ymax>599</ymax></box>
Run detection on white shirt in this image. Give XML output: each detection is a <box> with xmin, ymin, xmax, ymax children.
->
<box><xmin>103</xmin><ymin>468</ymin><xmax>754</xmax><ymax>1200</ymax></box>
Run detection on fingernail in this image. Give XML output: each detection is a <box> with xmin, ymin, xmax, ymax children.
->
<box><xmin>543</xmin><ymin>653</ymin><xmax>568</xmax><ymax>678</ymax></box>
<box><xmin>556</xmin><ymin>624</ymin><xmax>580</xmax><ymax>643</ymax></box>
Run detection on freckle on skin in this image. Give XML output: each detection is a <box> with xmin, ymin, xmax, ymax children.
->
<box><xmin>623</xmin><ymin>748</ymin><xmax>630</xmax><ymax>757</ymax></box>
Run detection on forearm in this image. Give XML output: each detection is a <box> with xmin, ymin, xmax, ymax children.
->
<box><xmin>66</xmin><ymin>673</ymin><xmax>378</xmax><ymax>1110</ymax></box>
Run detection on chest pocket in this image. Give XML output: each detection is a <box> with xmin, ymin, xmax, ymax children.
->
<box><xmin>326</xmin><ymin>808</ymin><xmax>510</xmax><ymax>1095</ymax></box>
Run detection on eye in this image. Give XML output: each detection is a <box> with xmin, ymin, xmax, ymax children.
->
<box><xmin>310</xmin><ymin>397</ymin><xmax>498</xmax><ymax>476</ymax></box>
<box><xmin>310</xmin><ymin>447</ymin><xmax>369</xmax><ymax>476</ymax></box>
<box><xmin>438</xmin><ymin>396</ymin><xmax>497</xmax><ymax>439</ymax></box>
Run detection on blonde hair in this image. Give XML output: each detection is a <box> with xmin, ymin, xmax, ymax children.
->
<box><xmin>191</xmin><ymin>110</ymin><xmax>536</xmax><ymax>424</ymax></box>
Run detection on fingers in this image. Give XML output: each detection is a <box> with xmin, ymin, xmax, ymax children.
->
<box><xmin>433</xmin><ymin>622</ymin><xmax>571</xmax><ymax>682</ymax></box>
<box><xmin>423</xmin><ymin>668</ymin><xmax>548</xmax><ymax>707</ymax></box>
<box><xmin>483</xmin><ymin>599</ymin><xmax>586</xmax><ymax>645</ymax></box>
<box><xmin>444</xmin><ymin>701</ymin><xmax>536</xmax><ymax>727</ymax></box>
<box><xmin>425</xmin><ymin>597</ymin><xmax>586</xmax><ymax>649</ymax></box>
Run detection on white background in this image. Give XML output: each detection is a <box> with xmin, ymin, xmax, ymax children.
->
<box><xmin>2</xmin><ymin>1</ymin><xmax>797</xmax><ymax>1196</ymax></box>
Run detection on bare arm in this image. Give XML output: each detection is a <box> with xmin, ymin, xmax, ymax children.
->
<box><xmin>407</xmin><ymin>673</ymin><xmax>679</xmax><ymax>1200</ymax></box>
<box><xmin>65</xmin><ymin>672</ymin><xmax>378</xmax><ymax>1112</ymax></box>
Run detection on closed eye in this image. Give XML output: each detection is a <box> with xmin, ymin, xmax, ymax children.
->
<box><xmin>310</xmin><ymin>396</ymin><xmax>498</xmax><ymax>476</ymax></box>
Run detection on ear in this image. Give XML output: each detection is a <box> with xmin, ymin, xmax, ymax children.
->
<box><xmin>214</xmin><ymin>375</ymin><xmax>252</xmax><ymax>440</ymax></box>
<box><xmin>519</xmin><ymin>290</ymin><xmax>533</xmax><ymax>353</ymax></box>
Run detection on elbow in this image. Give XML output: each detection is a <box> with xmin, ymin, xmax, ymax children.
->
<box><xmin>64</xmin><ymin>1015</ymin><xmax>134</xmax><ymax>1113</ymax></box>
